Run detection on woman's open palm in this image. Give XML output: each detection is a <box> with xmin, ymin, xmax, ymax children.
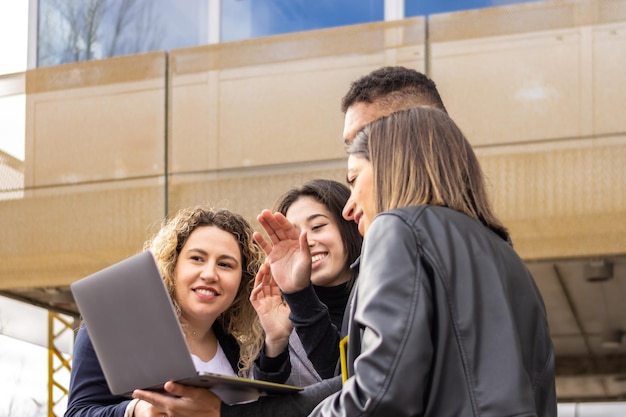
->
<box><xmin>253</xmin><ymin>209</ymin><xmax>312</xmax><ymax>294</ymax></box>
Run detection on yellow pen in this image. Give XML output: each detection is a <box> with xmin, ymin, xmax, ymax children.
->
<box><xmin>339</xmin><ymin>335</ymin><xmax>349</xmax><ymax>383</ymax></box>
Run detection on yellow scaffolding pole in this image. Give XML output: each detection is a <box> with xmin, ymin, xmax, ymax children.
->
<box><xmin>48</xmin><ymin>311</ymin><xmax>75</xmax><ymax>417</ymax></box>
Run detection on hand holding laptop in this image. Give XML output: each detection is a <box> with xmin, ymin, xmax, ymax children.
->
<box><xmin>132</xmin><ymin>380</ymin><xmax>223</xmax><ymax>415</ymax></box>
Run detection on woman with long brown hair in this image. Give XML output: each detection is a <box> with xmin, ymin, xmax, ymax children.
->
<box><xmin>319</xmin><ymin>106</ymin><xmax>556</xmax><ymax>416</ymax></box>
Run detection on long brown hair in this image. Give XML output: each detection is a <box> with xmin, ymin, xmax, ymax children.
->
<box><xmin>349</xmin><ymin>107</ymin><xmax>509</xmax><ymax>242</ymax></box>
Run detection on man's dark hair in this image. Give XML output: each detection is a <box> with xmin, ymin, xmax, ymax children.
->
<box><xmin>341</xmin><ymin>66</ymin><xmax>447</xmax><ymax>114</ymax></box>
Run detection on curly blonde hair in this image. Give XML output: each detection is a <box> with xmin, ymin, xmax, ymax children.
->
<box><xmin>143</xmin><ymin>206</ymin><xmax>264</xmax><ymax>376</ymax></box>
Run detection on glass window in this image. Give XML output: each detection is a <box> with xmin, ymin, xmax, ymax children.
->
<box><xmin>405</xmin><ymin>0</ymin><xmax>542</xmax><ymax>17</ymax></box>
<box><xmin>37</xmin><ymin>0</ymin><xmax>209</xmax><ymax>67</ymax></box>
<box><xmin>221</xmin><ymin>0</ymin><xmax>384</xmax><ymax>43</ymax></box>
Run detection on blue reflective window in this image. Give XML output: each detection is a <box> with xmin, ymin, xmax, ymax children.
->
<box><xmin>37</xmin><ymin>0</ymin><xmax>209</xmax><ymax>67</ymax></box>
<box><xmin>221</xmin><ymin>0</ymin><xmax>384</xmax><ymax>43</ymax></box>
<box><xmin>405</xmin><ymin>0</ymin><xmax>542</xmax><ymax>17</ymax></box>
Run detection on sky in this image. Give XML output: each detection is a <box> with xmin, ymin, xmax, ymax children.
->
<box><xmin>0</xmin><ymin>297</ymin><xmax>71</xmax><ymax>417</ymax></box>
<box><xmin>0</xmin><ymin>333</ymin><xmax>51</xmax><ymax>417</ymax></box>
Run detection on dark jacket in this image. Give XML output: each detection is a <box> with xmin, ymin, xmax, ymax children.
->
<box><xmin>65</xmin><ymin>322</ymin><xmax>240</xmax><ymax>417</ymax></box>
<box><xmin>310</xmin><ymin>205</ymin><xmax>557</xmax><ymax>417</ymax></box>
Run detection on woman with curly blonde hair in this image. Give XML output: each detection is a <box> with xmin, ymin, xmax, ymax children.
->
<box><xmin>145</xmin><ymin>206</ymin><xmax>264</xmax><ymax>376</ymax></box>
<box><xmin>66</xmin><ymin>206</ymin><xmax>265</xmax><ymax>417</ymax></box>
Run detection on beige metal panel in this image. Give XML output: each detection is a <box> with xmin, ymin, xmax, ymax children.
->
<box><xmin>477</xmin><ymin>135</ymin><xmax>626</xmax><ymax>260</ymax></box>
<box><xmin>24</xmin><ymin>52</ymin><xmax>167</xmax><ymax>189</ymax></box>
<box><xmin>166</xmin><ymin>160</ymin><xmax>347</xmax><ymax>226</ymax></box>
<box><xmin>432</xmin><ymin>28</ymin><xmax>585</xmax><ymax>145</ymax></box>
<box><xmin>429</xmin><ymin>1</ymin><xmax>626</xmax><ymax>264</ymax></box>
<box><xmin>168</xmin><ymin>18</ymin><xmax>426</xmax><ymax>173</ymax></box>
<box><xmin>0</xmin><ymin>72</ymin><xmax>26</xmax><ymax>197</ymax></box>
<box><xmin>429</xmin><ymin>0</ymin><xmax>626</xmax><ymax>43</ymax></box>
<box><xmin>0</xmin><ymin>179</ymin><xmax>164</xmax><ymax>289</ymax></box>
<box><xmin>26</xmin><ymin>53</ymin><xmax>166</xmax><ymax>93</ymax></box>
<box><xmin>430</xmin><ymin>0</ymin><xmax>626</xmax><ymax>146</ymax></box>
<box><xmin>593</xmin><ymin>22</ymin><xmax>626</xmax><ymax>134</ymax></box>
<box><xmin>216</xmin><ymin>63</ymin><xmax>357</xmax><ymax>168</ymax></box>
<box><xmin>168</xmin><ymin>71</ymin><xmax>218</xmax><ymax>174</ymax></box>
<box><xmin>170</xmin><ymin>19</ymin><xmax>426</xmax><ymax>73</ymax></box>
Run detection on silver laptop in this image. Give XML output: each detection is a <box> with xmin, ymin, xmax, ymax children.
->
<box><xmin>70</xmin><ymin>251</ymin><xmax>302</xmax><ymax>404</ymax></box>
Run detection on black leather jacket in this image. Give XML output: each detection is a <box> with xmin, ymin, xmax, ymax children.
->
<box><xmin>310</xmin><ymin>205</ymin><xmax>557</xmax><ymax>417</ymax></box>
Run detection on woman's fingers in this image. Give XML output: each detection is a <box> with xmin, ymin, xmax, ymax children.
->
<box><xmin>251</xmin><ymin>262</ymin><xmax>273</xmax><ymax>302</ymax></box>
<box><xmin>132</xmin><ymin>389</ymin><xmax>169</xmax><ymax>410</ymax></box>
<box><xmin>253</xmin><ymin>231</ymin><xmax>272</xmax><ymax>255</ymax></box>
<box><xmin>257</xmin><ymin>210</ymin><xmax>299</xmax><ymax>243</ymax></box>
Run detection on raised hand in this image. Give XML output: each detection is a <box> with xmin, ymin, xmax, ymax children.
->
<box><xmin>250</xmin><ymin>260</ymin><xmax>293</xmax><ymax>357</ymax></box>
<box><xmin>253</xmin><ymin>209</ymin><xmax>312</xmax><ymax>294</ymax></box>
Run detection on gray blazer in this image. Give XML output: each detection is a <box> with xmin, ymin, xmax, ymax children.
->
<box><xmin>284</xmin><ymin>330</ymin><xmax>322</xmax><ymax>387</ymax></box>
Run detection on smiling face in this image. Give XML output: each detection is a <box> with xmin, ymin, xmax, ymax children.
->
<box><xmin>343</xmin><ymin>155</ymin><xmax>376</xmax><ymax>236</ymax></box>
<box><xmin>174</xmin><ymin>225</ymin><xmax>243</xmax><ymax>327</ymax></box>
<box><xmin>285</xmin><ymin>196</ymin><xmax>351</xmax><ymax>287</ymax></box>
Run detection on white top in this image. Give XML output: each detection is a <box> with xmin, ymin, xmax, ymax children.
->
<box><xmin>191</xmin><ymin>342</ymin><xmax>237</xmax><ymax>376</ymax></box>
<box><xmin>193</xmin><ymin>342</ymin><xmax>260</xmax><ymax>404</ymax></box>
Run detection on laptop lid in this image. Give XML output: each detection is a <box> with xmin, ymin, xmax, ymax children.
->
<box><xmin>70</xmin><ymin>251</ymin><xmax>302</xmax><ymax>403</ymax></box>
<box><xmin>71</xmin><ymin>251</ymin><xmax>199</xmax><ymax>396</ymax></box>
